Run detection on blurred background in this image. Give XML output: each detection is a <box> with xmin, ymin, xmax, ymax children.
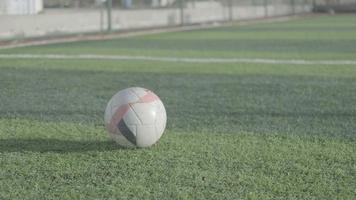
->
<box><xmin>0</xmin><ymin>0</ymin><xmax>355</xmax><ymax>40</ymax></box>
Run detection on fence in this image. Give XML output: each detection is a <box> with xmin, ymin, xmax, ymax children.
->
<box><xmin>313</xmin><ymin>0</ymin><xmax>356</xmax><ymax>12</ymax></box>
<box><xmin>0</xmin><ymin>0</ymin><xmax>314</xmax><ymax>40</ymax></box>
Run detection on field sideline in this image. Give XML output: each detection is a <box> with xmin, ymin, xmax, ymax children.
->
<box><xmin>0</xmin><ymin>15</ymin><xmax>356</xmax><ymax>199</ymax></box>
<box><xmin>1</xmin><ymin>53</ymin><xmax>356</xmax><ymax>65</ymax></box>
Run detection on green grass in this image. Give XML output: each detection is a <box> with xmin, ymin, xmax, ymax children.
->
<box><xmin>3</xmin><ymin>15</ymin><xmax>356</xmax><ymax>60</ymax></box>
<box><xmin>1</xmin><ymin>15</ymin><xmax>356</xmax><ymax>199</ymax></box>
<box><xmin>1</xmin><ymin>119</ymin><xmax>355</xmax><ymax>199</ymax></box>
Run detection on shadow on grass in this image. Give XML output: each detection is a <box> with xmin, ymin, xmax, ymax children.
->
<box><xmin>0</xmin><ymin>139</ymin><xmax>128</xmax><ymax>153</ymax></box>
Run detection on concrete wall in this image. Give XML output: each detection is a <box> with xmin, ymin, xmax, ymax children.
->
<box><xmin>0</xmin><ymin>1</ymin><xmax>6</xmax><ymax>15</ymax></box>
<box><xmin>0</xmin><ymin>0</ymin><xmax>43</xmax><ymax>15</ymax></box>
<box><xmin>0</xmin><ymin>3</ymin><xmax>312</xmax><ymax>40</ymax></box>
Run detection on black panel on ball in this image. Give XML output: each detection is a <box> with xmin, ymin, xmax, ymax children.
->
<box><xmin>117</xmin><ymin>119</ymin><xmax>136</xmax><ymax>145</ymax></box>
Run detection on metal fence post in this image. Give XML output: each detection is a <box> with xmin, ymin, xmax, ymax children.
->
<box><xmin>264</xmin><ymin>0</ymin><xmax>268</xmax><ymax>18</ymax></box>
<box><xmin>107</xmin><ymin>0</ymin><xmax>112</xmax><ymax>31</ymax></box>
<box><xmin>179</xmin><ymin>0</ymin><xmax>184</xmax><ymax>25</ymax></box>
<box><xmin>228</xmin><ymin>0</ymin><xmax>233</xmax><ymax>21</ymax></box>
<box><xmin>291</xmin><ymin>0</ymin><xmax>296</xmax><ymax>15</ymax></box>
<box><xmin>312</xmin><ymin>0</ymin><xmax>316</xmax><ymax>10</ymax></box>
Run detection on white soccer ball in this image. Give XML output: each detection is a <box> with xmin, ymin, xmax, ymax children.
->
<box><xmin>104</xmin><ymin>87</ymin><xmax>167</xmax><ymax>148</ymax></box>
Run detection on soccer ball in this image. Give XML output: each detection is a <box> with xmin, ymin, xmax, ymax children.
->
<box><xmin>104</xmin><ymin>87</ymin><xmax>167</xmax><ymax>148</ymax></box>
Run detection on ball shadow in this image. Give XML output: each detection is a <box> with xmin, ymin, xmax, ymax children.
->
<box><xmin>0</xmin><ymin>139</ymin><xmax>129</xmax><ymax>153</ymax></box>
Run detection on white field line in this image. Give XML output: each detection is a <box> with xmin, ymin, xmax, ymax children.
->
<box><xmin>1</xmin><ymin>54</ymin><xmax>356</xmax><ymax>65</ymax></box>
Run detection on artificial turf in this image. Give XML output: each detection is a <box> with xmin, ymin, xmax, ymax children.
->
<box><xmin>0</xmin><ymin>14</ymin><xmax>356</xmax><ymax>199</ymax></box>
